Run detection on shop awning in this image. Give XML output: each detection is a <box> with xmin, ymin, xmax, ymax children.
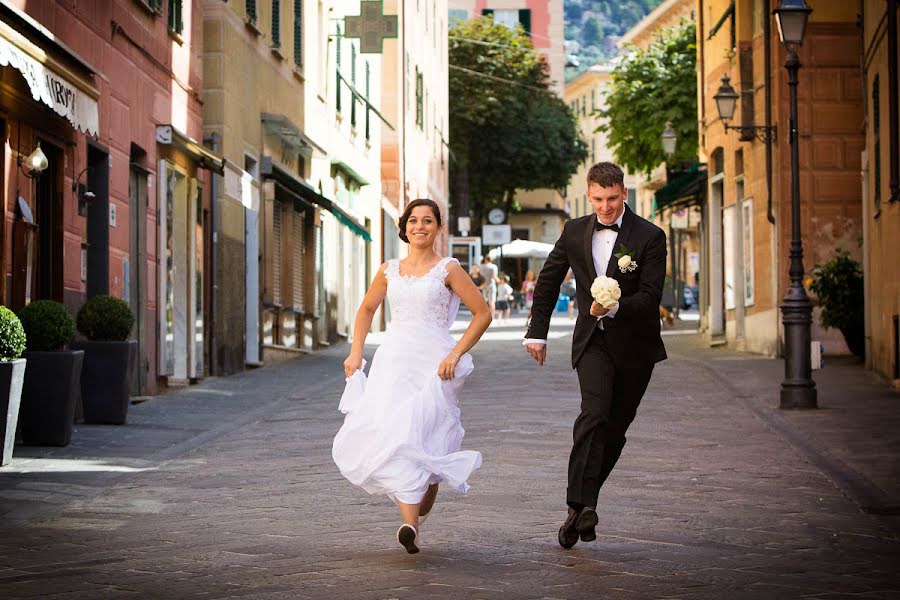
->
<box><xmin>0</xmin><ymin>17</ymin><xmax>100</xmax><ymax>136</ymax></box>
<box><xmin>331</xmin><ymin>157</ymin><xmax>370</xmax><ymax>187</ymax></box>
<box><xmin>654</xmin><ymin>162</ymin><xmax>708</xmax><ymax>211</ymax></box>
<box><xmin>156</xmin><ymin>125</ymin><xmax>226</xmax><ymax>175</ymax></box>
<box><xmin>261</xmin><ymin>113</ymin><xmax>326</xmax><ymax>155</ymax></box>
<box><xmin>261</xmin><ymin>159</ymin><xmax>372</xmax><ymax>242</ymax></box>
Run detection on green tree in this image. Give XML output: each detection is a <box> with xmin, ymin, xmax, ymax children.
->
<box><xmin>449</xmin><ymin>17</ymin><xmax>587</xmax><ymax>227</ymax></box>
<box><xmin>597</xmin><ymin>19</ymin><xmax>697</xmax><ymax>176</ymax></box>
<box><xmin>582</xmin><ymin>17</ymin><xmax>603</xmax><ymax>46</ymax></box>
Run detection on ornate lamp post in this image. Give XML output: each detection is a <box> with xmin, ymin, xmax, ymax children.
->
<box><xmin>774</xmin><ymin>0</ymin><xmax>816</xmax><ymax>409</ymax></box>
<box><xmin>661</xmin><ymin>121</ymin><xmax>677</xmax><ymax>157</ymax></box>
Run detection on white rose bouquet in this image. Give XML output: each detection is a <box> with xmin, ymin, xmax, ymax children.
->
<box><xmin>590</xmin><ymin>275</ymin><xmax>621</xmax><ymax>308</ymax></box>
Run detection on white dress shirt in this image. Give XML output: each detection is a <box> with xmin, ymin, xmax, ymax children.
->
<box><xmin>524</xmin><ymin>210</ymin><xmax>624</xmax><ymax>346</ymax></box>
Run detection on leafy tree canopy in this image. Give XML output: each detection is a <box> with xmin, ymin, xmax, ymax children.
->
<box><xmin>449</xmin><ymin>17</ymin><xmax>587</xmax><ymax>225</ymax></box>
<box><xmin>597</xmin><ymin>19</ymin><xmax>698</xmax><ymax>176</ymax></box>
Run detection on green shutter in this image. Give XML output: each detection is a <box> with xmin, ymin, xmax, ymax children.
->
<box><xmin>294</xmin><ymin>0</ymin><xmax>302</xmax><ymax>67</ymax></box>
<box><xmin>246</xmin><ymin>0</ymin><xmax>257</xmax><ymax>22</ymax></box>
<box><xmin>272</xmin><ymin>0</ymin><xmax>281</xmax><ymax>48</ymax></box>
<box><xmin>518</xmin><ymin>9</ymin><xmax>531</xmax><ymax>35</ymax></box>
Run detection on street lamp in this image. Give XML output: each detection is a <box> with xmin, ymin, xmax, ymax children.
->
<box><xmin>661</xmin><ymin>122</ymin><xmax>677</xmax><ymax>156</ymax></box>
<box><xmin>17</xmin><ymin>141</ymin><xmax>49</xmax><ymax>178</ymax></box>
<box><xmin>714</xmin><ymin>75</ymin><xmax>777</xmax><ymax>143</ymax></box>
<box><xmin>774</xmin><ymin>0</ymin><xmax>816</xmax><ymax>409</ymax></box>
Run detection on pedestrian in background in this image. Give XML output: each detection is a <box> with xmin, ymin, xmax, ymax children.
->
<box><xmin>561</xmin><ymin>270</ymin><xmax>577</xmax><ymax>320</ymax></box>
<box><xmin>496</xmin><ymin>275</ymin><xmax>513</xmax><ymax>321</ymax></box>
<box><xmin>521</xmin><ymin>270</ymin><xmax>537</xmax><ymax>324</ymax></box>
<box><xmin>480</xmin><ymin>255</ymin><xmax>499</xmax><ymax>318</ymax></box>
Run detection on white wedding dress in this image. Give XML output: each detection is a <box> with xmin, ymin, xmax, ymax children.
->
<box><xmin>332</xmin><ymin>257</ymin><xmax>483</xmax><ymax>504</ymax></box>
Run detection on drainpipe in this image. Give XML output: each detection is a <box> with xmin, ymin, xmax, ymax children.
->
<box><xmin>203</xmin><ymin>132</ymin><xmax>219</xmax><ymax>376</ymax></box>
<box><xmin>764</xmin><ymin>0</ymin><xmax>775</xmax><ymax>225</ymax></box>
<box><xmin>888</xmin><ymin>0</ymin><xmax>899</xmax><ymax>202</ymax></box>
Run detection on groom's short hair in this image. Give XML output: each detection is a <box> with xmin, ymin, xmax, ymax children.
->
<box><xmin>587</xmin><ymin>162</ymin><xmax>625</xmax><ymax>189</ymax></box>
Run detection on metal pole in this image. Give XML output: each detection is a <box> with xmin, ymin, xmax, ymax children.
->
<box><xmin>779</xmin><ymin>48</ymin><xmax>817</xmax><ymax>409</ymax></box>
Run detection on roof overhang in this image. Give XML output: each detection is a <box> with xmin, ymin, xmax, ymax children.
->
<box><xmin>156</xmin><ymin>125</ymin><xmax>226</xmax><ymax>175</ymax></box>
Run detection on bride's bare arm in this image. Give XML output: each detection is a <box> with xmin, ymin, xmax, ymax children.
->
<box><xmin>344</xmin><ymin>263</ymin><xmax>389</xmax><ymax>376</ymax></box>
<box><xmin>437</xmin><ymin>262</ymin><xmax>492</xmax><ymax>380</ymax></box>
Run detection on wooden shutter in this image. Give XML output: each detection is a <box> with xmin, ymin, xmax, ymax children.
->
<box><xmin>292</xmin><ymin>209</ymin><xmax>305</xmax><ymax>311</ymax></box>
<box><xmin>272</xmin><ymin>198</ymin><xmax>282</xmax><ymax>305</ymax></box>
<box><xmin>272</xmin><ymin>0</ymin><xmax>281</xmax><ymax>48</ymax></box>
<box><xmin>293</xmin><ymin>0</ymin><xmax>303</xmax><ymax>67</ymax></box>
<box><xmin>518</xmin><ymin>10</ymin><xmax>531</xmax><ymax>36</ymax></box>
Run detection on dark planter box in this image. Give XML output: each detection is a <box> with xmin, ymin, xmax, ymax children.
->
<box><xmin>0</xmin><ymin>359</ymin><xmax>26</xmax><ymax>466</ymax></box>
<box><xmin>71</xmin><ymin>340</ymin><xmax>136</xmax><ymax>425</ymax></box>
<box><xmin>19</xmin><ymin>350</ymin><xmax>84</xmax><ymax>446</ymax></box>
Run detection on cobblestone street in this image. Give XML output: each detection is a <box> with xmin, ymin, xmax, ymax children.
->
<box><xmin>1</xmin><ymin>316</ymin><xmax>898</xmax><ymax>599</ymax></box>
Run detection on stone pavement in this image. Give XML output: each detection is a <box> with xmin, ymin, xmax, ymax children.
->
<box><xmin>1</xmin><ymin>313</ymin><xmax>898</xmax><ymax>599</ymax></box>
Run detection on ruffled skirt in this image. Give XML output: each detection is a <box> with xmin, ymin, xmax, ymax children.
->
<box><xmin>332</xmin><ymin>322</ymin><xmax>482</xmax><ymax>504</ymax></box>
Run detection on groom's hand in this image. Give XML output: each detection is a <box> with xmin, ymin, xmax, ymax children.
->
<box><xmin>525</xmin><ymin>343</ymin><xmax>547</xmax><ymax>366</ymax></box>
<box><xmin>590</xmin><ymin>301</ymin><xmax>611</xmax><ymax>318</ymax></box>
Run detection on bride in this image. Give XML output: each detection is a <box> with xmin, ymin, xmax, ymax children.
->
<box><xmin>332</xmin><ymin>198</ymin><xmax>492</xmax><ymax>554</ymax></box>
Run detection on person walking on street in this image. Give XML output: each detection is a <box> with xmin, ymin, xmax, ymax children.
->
<box><xmin>496</xmin><ymin>275</ymin><xmax>513</xmax><ymax>321</ymax></box>
<box><xmin>333</xmin><ymin>199</ymin><xmax>492</xmax><ymax>554</ymax></box>
<box><xmin>480</xmin><ymin>255</ymin><xmax>499</xmax><ymax>319</ymax></box>
<box><xmin>523</xmin><ymin>162</ymin><xmax>667</xmax><ymax>550</ymax></box>
<box><xmin>521</xmin><ymin>270</ymin><xmax>537</xmax><ymax>324</ymax></box>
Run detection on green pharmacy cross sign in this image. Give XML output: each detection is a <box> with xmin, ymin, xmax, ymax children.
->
<box><xmin>344</xmin><ymin>1</ymin><xmax>398</xmax><ymax>54</ymax></box>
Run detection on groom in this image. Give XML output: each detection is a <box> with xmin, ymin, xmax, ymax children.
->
<box><xmin>524</xmin><ymin>162</ymin><xmax>667</xmax><ymax>549</ymax></box>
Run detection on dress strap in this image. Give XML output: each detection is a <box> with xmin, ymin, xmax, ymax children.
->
<box><xmin>436</xmin><ymin>256</ymin><xmax>459</xmax><ymax>280</ymax></box>
<box><xmin>384</xmin><ymin>259</ymin><xmax>400</xmax><ymax>279</ymax></box>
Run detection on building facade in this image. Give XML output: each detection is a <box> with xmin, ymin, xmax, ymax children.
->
<box><xmin>2</xmin><ymin>0</ymin><xmax>223</xmax><ymax>395</ymax></box>
<box><xmin>861</xmin><ymin>0</ymin><xmax>899</xmax><ymax>385</ymax></box>
<box><xmin>381</xmin><ymin>0</ymin><xmax>450</xmax><ymax>274</ymax></box>
<box><xmin>698</xmin><ymin>0</ymin><xmax>863</xmax><ymax>355</ymax></box>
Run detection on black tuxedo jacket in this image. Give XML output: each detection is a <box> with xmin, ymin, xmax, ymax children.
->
<box><xmin>525</xmin><ymin>205</ymin><xmax>668</xmax><ymax>369</ymax></box>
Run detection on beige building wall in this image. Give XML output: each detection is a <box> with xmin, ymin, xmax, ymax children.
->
<box><xmin>698</xmin><ymin>0</ymin><xmax>863</xmax><ymax>355</ymax></box>
<box><xmin>861</xmin><ymin>0</ymin><xmax>900</xmax><ymax>385</ymax></box>
<box><xmin>619</xmin><ymin>0</ymin><xmax>696</xmax><ymax>51</ymax></box>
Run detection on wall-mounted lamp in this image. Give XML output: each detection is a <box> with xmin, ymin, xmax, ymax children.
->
<box><xmin>17</xmin><ymin>141</ymin><xmax>49</xmax><ymax>178</ymax></box>
<box><xmin>73</xmin><ymin>167</ymin><xmax>96</xmax><ymax>217</ymax></box>
<box><xmin>713</xmin><ymin>75</ymin><xmax>777</xmax><ymax>143</ymax></box>
<box><xmin>661</xmin><ymin>122</ymin><xmax>677</xmax><ymax>156</ymax></box>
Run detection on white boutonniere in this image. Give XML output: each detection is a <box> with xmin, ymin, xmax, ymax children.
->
<box><xmin>613</xmin><ymin>244</ymin><xmax>638</xmax><ymax>273</ymax></box>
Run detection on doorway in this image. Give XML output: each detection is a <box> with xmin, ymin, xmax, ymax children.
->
<box><xmin>34</xmin><ymin>140</ymin><xmax>64</xmax><ymax>303</ymax></box>
<box><xmin>86</xmin><ymin>144</ymin><xmax>109</xmax><ymax>297</ymax></box>
<box><xmin>128</xmin><ymin>157</ymin><xmax>148</xmax><ymax>394</ymax></box>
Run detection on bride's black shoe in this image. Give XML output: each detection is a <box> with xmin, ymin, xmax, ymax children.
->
<box><xmin>575</xmin><ymin>507</ymin><xmax>598</xmax><ymax>542</ymax></box>
<box><xmin>558</xmin><ymin>508</ymin><xmax>581</xmax><ymax>549</ymax></box>
<box><xmin>397</xmin><ymin>524</ymin><xmax>419</xmax><ymax>554</ymax></box>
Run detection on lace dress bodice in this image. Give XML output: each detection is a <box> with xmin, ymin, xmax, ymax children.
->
<box><xmin>385</xmin><ymin>257</ymin><xmax>460</xmax><ymax>330</ymax></box>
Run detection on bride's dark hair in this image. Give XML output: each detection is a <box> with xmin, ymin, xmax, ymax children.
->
<box><xmin>398</xmin><ymin>199</ymin><xmax>442</xmax><ymax>243</ymax></box>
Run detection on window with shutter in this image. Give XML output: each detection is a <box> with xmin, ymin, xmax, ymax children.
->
<box><xmin>246</xmin><ymin>0</ymin><xmax>257</xmax><ymax>23</ymax></box>
<box><xmin>272</xmin><ymin>198</ymin><xmax>282</xmax><ymax>305</ymax></box>
<box><xmin>167</xmin><ymin>0</ymin><xmax>183</xmax><ymax>34</ymax></box>
<box><xmin>518</xmin><ymin>9</ymin><xmax>531</xmax><ymax>36</ymax></box>
<box><xmin>272</xmin><ymin>0</ymin><xmax>281</xmax><ymax>48</ymax></box>
<box><xmin>293</xmin><ymin>0</ymin><xmax>303</xmax><ymax>67</ymax></box>
<box><xmin>293</xmin><ymin>209</ymin><xmax>305</xmax><ymax>311</ymax></box>
<box><xmin>415</xmin><ymin>68</ymin><xmax>423</xmax><ymax>129</ymax></box>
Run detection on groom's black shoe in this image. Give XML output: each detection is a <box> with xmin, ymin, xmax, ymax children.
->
<box><xmin>558</xmin><ymin>508</ymin><xmax>581</xmax><ymax>549</ymax></box>
<box><xmin>575</xmin><ymin>507</ymin><xmax>598</xmax><ymax>542</ymax></box>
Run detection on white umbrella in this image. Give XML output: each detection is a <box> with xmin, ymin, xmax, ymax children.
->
<box><xmin>487</xmin><ymin>239</ymin><xmax>554</xmax><ymax>260</ymax></box>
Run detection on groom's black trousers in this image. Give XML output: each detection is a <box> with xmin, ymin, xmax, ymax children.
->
<box><xmin>568</xmin><ymin>327</ymin><xmax>653</xmax><ymax>510</ymax></box>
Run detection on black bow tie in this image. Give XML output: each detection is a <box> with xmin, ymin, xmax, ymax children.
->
<box><xmin>595</xmin><ymin>221</ymin><xmax>620</xmax><ymax>232</ymax></box>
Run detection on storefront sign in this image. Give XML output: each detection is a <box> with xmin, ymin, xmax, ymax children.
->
<box><xmin>0</xmin><ymin>35</ymin><xmax>99</xmax><ymax>136</ymax></box>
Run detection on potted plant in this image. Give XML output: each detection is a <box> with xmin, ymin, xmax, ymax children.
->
<box><xmin>72</xmin><ymin>295</ymin><xmax>136</xmax><ymax>424</ymax></box>
<box><xmin>0</xmin><ymin>306</ymin><xmax>26</xmax><ymax>466</ymax></box>
<box><xmin>17</xmin><ymin>300</ymin><xmax>83</xmax><ymax>446</ymax></box>
<box><xmin>810</xmin><ymin>248</ymin><xmax>865</xmax><ymax>358</ymax></box>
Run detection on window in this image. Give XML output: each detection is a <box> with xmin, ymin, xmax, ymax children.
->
<box><xmin>272</xmin><ymin>0</ymin><xmax>281</xmax><ymax>48</ymax></box>
<box><xmin>365</xmin><ymin>61</ymin><xmax>371</xmax><ymax>140</ymax></box>
<box><xmin>448</xmin><ymin>9</ymin><xmax>467</xmax><ymax>26</ymax></box>
<box><xmin>591</xmin><ymin>89</ymin><xmax>595</xmax><ymax>111</ymax></box>
<box><xmin>351</xmin><ymin>43</ymin><xmax>357</xmax><ymax>128</ymax></box>
<box><xmin>293</xmin><ymin>0</ymin><xmax>303</xmax><ymax>67</ymax></box>
<box><xmin>415</xmin><ymin>67</ymin><xmax>423</xmax><ymax>129</ymax></box>
<box><xmin>482</xmin><ymin>9</ymin><xmax>530</xmax><ymax>35</ymax></box>
<box><xmin>244</xmin><ymin>154</ymin><xmax>259</xmax><ymax>179</ymax></box>
<box><xmin>148</xmin><ymin>0</ymin><xmax>163</xmax><ymax>14</ymax></box>
<box><xmin>167</xmin><ymin>0</ymin><xmax>183</xmax><ymax>35</ymax></box>
<box><xmin>336</xmin><ymin>24</ymin><xmax>342</xmax><ymax>113</ymax></box>
<box><xmin>591</xmin><ymin>137</ymin><xmax>595</xmax><ymax>163</ymax></box>
<box><xmin>742</xmin><ymin>198</ymin><xmax>754</xmax><ymax>306</ymax></box>
<box><xmin>246</xmin><ymin>0</ymin><xmax>257</xmax><ymax>23</ymax></box>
